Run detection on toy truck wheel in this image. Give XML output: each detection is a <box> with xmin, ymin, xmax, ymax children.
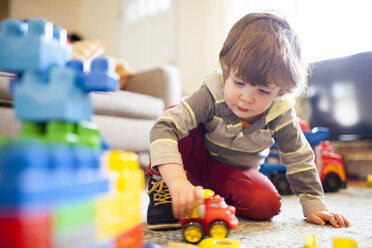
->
<box><xmin>322</xmin><ymin>172</ymin><xmax>341</xmax><ymax>192</ymax></box>
<box><xmin>209</xmin><ymin>220</ymin><xmax>230</xmax><ymax>238</ymax></box>
<box><xmin>183</xmin><ymin>222</ymin><xmax>204</xmax><ymax>244</ymax></box>
<box><xmin>271</xmin><ymin>173</ymin><xmax>292</xmax><ymax>195</ymax></box>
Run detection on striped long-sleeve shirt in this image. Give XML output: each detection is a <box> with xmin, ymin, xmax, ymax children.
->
<box><xmin>150</xmin><ymin>70</ymin><xmax>328</xmax><ymax>216</ymax></box>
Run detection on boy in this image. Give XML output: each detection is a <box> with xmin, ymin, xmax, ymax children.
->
<box><xmin>146</xmin><ymin>12</ymin><xmax>350</xmax><ymax>230</ymax></box>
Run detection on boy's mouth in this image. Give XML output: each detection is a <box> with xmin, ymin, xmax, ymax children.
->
<box><xmin>237</xmin><ymin>106</ymin><xmax>249</xmax><ymax>112</ymax></box>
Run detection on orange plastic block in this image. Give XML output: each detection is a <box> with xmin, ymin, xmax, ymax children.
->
<box><xmin>116</xmin><ymin>223</ymin><xmax>144</xmax><ymax>248</ymax></box>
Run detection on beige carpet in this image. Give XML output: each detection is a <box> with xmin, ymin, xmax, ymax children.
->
<box><xmin>143</xmin><ymin>187</ymin><xmax>372</xmax><ymax>248</ymax></box>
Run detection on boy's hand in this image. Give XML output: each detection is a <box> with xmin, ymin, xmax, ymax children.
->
<box><xmin>307</xmin><ymin>211</ymin><xmax>350</xmax><ymax>228</ymax></box>
<box><xmin>157</xmin><ymin>163</ymin><xmax>204</xmax><ymax>219</ymax></box>
<box><xmin>168</xmin><ymin>178</ymin><xmax>204</xmax><ymax>219</ymax></box>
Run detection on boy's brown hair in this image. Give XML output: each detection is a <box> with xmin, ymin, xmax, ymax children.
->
<box><xmin>219</xmin><ymin>12</ymin><xmax>306</xmax><ymax>96</ymax></box>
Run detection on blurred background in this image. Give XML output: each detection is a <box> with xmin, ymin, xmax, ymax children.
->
<box><xmin>2</xmin><ymin>0</ymin><xmax>372</xmax><ymax>95</ymax></box>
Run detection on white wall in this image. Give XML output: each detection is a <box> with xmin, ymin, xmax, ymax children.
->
<box><xmin>9</xmin><ymin>0</ymin><xmax>119</xmax><ymax>56</ymax></box>
<box><xmin>177</xmin><ymin>0</ymin><xmax>229</xmax><ymax>95</ymax></box>
<box><xmin>117</xmin><ymin>0</ymin><xmax>176</xmax><ymax>73</ymax></box>
<box><xmin>9</xmin><ymin>0</ymin><xmax>82</xmax><ymax>35</ymax></box>
<box><xmin>8</xmin><ymin>0</ymin><xmax>298</xmax><ymax>95</ymax></box>
<box><xmin>8</xmin><ymin>0</ymin><xmax>232</xmax><ymax>95</ymax></box>
<box><xmin>79</xmin><ymin>0</ymin><xmax>118</xmax><ymax>56</ymax></box>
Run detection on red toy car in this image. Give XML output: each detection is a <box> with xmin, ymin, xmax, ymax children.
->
<box><xmin>260</xmin><ymin>124</ymin><xmax>347</xmax><ymax>195</ymax></box>
<box><xmin>180</xmin><ymin>189</ymin><xmax>239</xmax><ymax>244</ymax></box>
<box><xmin>314</xmin><ymin>140</ymin><xmax>346</xmax><ymax>191</ymax></box>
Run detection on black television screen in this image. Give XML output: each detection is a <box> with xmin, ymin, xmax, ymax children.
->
<box><xmin>307</xmin><ymin>51</ymin><xmax>372</xmax><ymax>141</ymax></box>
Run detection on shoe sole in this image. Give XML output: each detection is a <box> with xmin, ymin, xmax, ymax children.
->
<box><xmin>147</xmin><ymin>223</ymin><xmax>181</xmax><ymax>230</ymax></box>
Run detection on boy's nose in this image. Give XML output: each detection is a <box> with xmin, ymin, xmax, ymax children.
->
<box><xmin>241</xmin><ymin>90</ymin><xmax>254</xmax><ymax>104</ymax></box>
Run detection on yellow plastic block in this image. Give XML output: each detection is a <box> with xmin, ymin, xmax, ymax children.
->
<box><xmin>109</xmin><ymin>150</ymin><xmax>139</xmax><ymax>171</ymax></box>
<box><xmin>367</xmin><ymin>174</ymin><xmax>372</xmax><ymax>188</ymax></box>
<box><xmin>333</xmin><ymin>237</ymin><xmax>358</xmax><ymax>248</ymax></box>
<box><xmin>117</xmin><ymin>168</ymin><xmax>144</xmax><ymax>192</ymax></box>
<box><xmin>305</xmin><ymin>234</ymin><xmax>318</xmax><ymax>248</ymax></box>
<box><xmin>104</xmin><ymin>150</ymin><xmax>143</xmax><ymax>192</ymax></box>
<box><xmin>96</xmin><ymin>191</ymin><xmax>142</xmax><ymax>241</ymax></box>
<box><xmin>199</xmin><ymin>238</ymin><xmax>243</xmax><ymax>248</ymax></box>
<box><xmin>95</xmin><ymin>150</ymin><xmax>144</xmax><ymax>241</ymax></box>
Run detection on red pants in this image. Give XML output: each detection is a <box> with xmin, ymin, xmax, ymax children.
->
<box><xmin>146</xmin><ymin>125</ymin><xmax>282</xmax><ymax>220</ymax></box>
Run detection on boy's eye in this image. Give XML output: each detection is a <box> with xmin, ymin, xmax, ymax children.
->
<box><xmin>258</xmin><ymin>89</ymin><xmax>270</xmax><ymax>95</ymax></box>
<box><xmin>234</xmin><ymin>80</ymin><xmax>245</xmax><ymax>86</ymax></box>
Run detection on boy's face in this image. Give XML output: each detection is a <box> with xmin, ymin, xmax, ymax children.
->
<box><xmin>224</xmin><ymin>70</ymin><xmax>281</xmax><ymax>122</ymax></box>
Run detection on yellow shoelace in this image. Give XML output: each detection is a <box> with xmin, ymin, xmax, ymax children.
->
<box><xmin>148</xmin><ymin>180</ymin><xmax>172</xmax><ymax>206</ymax></box>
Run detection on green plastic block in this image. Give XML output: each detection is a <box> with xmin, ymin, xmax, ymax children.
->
<box><xmin>0</xmin><ymin>137</ymin><xmax>9</xmax><ymax>148</ymax></box>
<box><xmin>20</xmin><ymin>122</ymin><xmax>45</xmax><ymax>139</ymax></box>
<box><xmin>53</xmin><ymin>199</ymin><xmax>95</xmax><ymax>233</ymax></box>
<box><xmin>77</xmin><ymin>121</ymin><xmax>101</xmax><ymax>149</ymax></box>
<box><xmin>46</xmin><ymin>121</ymin><xmax>79</xmax><ymax>144</ymax></box>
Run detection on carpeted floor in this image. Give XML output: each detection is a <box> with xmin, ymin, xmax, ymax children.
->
<box><xmin>143</xmin><ymin>187</ymin><xmax>372</xmax><ymax>248</ymax></box>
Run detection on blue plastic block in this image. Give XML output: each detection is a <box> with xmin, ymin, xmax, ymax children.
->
<box><xmin>9</xmin><ymin>76</ymin><xmax>21</xmax><ymax>94</ymax></box>
<box><xmin>67</xmin><ymin>57</ymin><xmax>119</xmax><ymax>92</ymax></box>
<box><xmin>89</xmin><ymin>240</ymin><xmax>115</xmax><ymax>248</ymax></box>
<box><xmin>48</xmin><ymin>143</ymin><xmax>108</xmax><ymax>202</ymax></box>
<box><xmin>0</xmin><ymin>139</ymin><xmax>108</xmax><ymax>205</ymax></box>
<box><xmin>0</xmin><ymin>18</ymin><xmax>71</xmax><ymax>73</ymax></box>
<box><xmin>0</xmin><ymin>139</ymin><xmax>55</xmax><ymax>204</ymax></box>
<box><xmin>13</xmin><ymin>66</ymin><xmax>93</xmax><ymax>122</ymax></box>
<box><xmin>85</xmin><ymin>57</ymin><xmax>119</xmax><ymax>91</ymax></box>
<box><xmin>145</xmin><ymin>243</ymin><xmax>163</xmax><ymax>248</ymax></box>
<box><xmin>65</xmin><ymin>145</ymin><xmax>108</xmax><ymax>200</ymax></box>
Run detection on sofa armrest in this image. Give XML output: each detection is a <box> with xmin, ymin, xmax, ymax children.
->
<box><xmin>124</xmin><ymin>65</ymin><xmax>182</xmax><ymax>107</ymax></box>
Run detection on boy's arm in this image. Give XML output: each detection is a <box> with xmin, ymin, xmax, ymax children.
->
<box><xmin>272</xmin><ymin>109</ymin><xmax>328</xmax><ymax>216</ymax></box>
<box><xmin>158</xmin><ymin>163</ymin><xmax>204</xmax><ymax>219</ymax></box>
<box><xmin>274</xmin><ymin>113</ymin><xmax>350</xmax><ymax>228</ymax></box>
<box><xmin>149</xmin><ymin>85</ymin><xmax>214</xmax><ymax>218</ymax></box>
<box><xmin>149</xmin><ymin>85</ymin><xmax>215</xmax><ymax>172</ymax></box>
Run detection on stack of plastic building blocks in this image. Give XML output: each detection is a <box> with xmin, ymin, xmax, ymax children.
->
<box><xmin>0</xmin><ymin>18</ymin><xmax>144</xmax><ymax>248</ymax></box>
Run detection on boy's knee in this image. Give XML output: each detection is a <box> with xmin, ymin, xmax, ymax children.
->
<box><xmin>237</xmin><ymin>187</ymin><xmax>282</xmax><ymax>220</ymax></box>
<box><xmin>225</xmin><ymin>173</ymin><xmax>282</xmax><ymax>220</ymax></box>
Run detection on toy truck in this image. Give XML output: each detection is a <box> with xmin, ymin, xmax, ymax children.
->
<box><xmin>180</xmin><ymin>189</ymin><xmax>239</xmax><ymax>244</ymax></box>
<box><xmin>259</xmin><ymin>126</ymin><xmax>347</xmax><ymax>195</ymax></box>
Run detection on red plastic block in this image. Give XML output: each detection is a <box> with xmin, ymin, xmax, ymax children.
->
<box><xmin>116</xmin><ymin>223</ymin><xmax>144</xmax><ymax>248</ymax></box>
<box><xmin>0</xmin><ymin>211</ymin><xmax>52</xmax><ymax>248</ymax></box>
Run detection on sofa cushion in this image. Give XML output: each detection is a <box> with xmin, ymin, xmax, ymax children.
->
<box><xmin>92</xmin><ymin>91</ymin><xmax>164</xmax><ymax>120</ymax></box>
<box><xmin>0</xmin><ymin>72</ymin><xmax>14</xmax><ymax>105</ymax></box>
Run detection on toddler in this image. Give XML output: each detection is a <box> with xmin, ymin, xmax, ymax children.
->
<box><xmin>146</xmin><ymin>12</ymin><xmax>350</xmax><ymax>230</ymax></box>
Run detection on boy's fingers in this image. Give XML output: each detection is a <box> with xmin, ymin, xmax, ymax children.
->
<box><xmin>194</xmin><ymin>186</ymin><xmax>204</xmax><ymax>204</ymax></box>
<box><xmin>326</xmin><ymin>214</ymin><xmax>339</xmax><ymax>228</ymax></box>
<box><xmin>333</xmin><ymin>213</ymin><xmax>345</xmax><ymax>227</ymax></box>
<box><xmin>185</xmin><ymin>190</ymin><xmax>195</xmax><ymax>217</ymax></box>
<box><xmin>342</xmin><ymin>215</ymin><xmax>351</xmax><ymax>227</ymax></box>
<box><xmin>307</xmin><ymin>213</ymin><xmax>325</xmax><ymax>226</ymax></box>
<box><xmin>307</xmin><ymin>212</ymin><xmax>350</xmax><ymax>228</ymax></box>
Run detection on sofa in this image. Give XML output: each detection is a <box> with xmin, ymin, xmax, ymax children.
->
<box><xmin>0</xmin><ymin>65</ymin><xmax>182</xmax><ymax>165</ymax></box>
